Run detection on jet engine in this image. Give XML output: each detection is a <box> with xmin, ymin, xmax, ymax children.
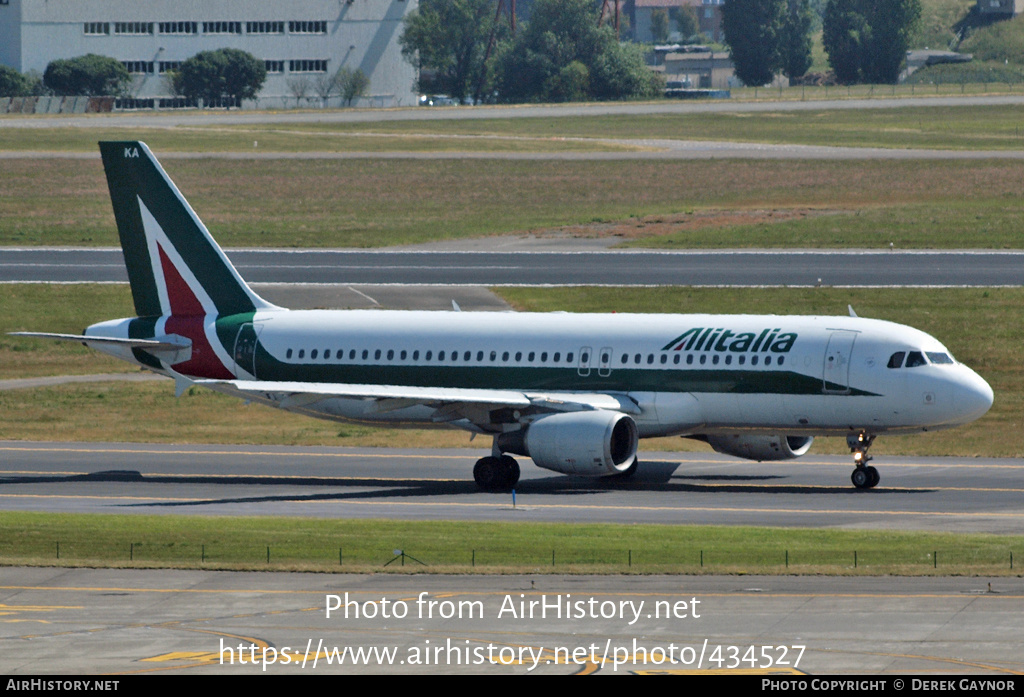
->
<box><xmin>497</xmin><ymin>411</ymin><xmax>638</xmax><ymax>476</ymax></box>
<box><xmin>705</xmin><ymin>434</ymin><xmax>813</xmax><ymax>461</ymax></box>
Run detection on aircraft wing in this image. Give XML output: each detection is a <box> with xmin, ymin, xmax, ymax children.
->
<box><xmin>195</xmin><ymin>379</ymin><xmax>640</xmax><ymax>429</ymax></box>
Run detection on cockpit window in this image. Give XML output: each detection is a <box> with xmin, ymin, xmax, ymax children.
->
<box><xmin>926</xmin><ymin>352</ymin><xmax>954</xmax><ymax>365</ymax></box>
<box><xmin>905</xmin><ymin>351</ymin><xmax>927</xmax><ymax>368</ymax></box>
<box><xmin>887</xmin><ymin>352</ymin><xmax>905</xmax><ymax>369</ymax></box>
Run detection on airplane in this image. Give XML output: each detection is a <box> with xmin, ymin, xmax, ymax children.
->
<box><xmin>14</xmin><ymin>141</ymin><xmax>994</xmax><ymax>491</ymax></box>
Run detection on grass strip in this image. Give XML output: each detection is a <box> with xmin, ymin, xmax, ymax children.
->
<box><xmin>3</xmin><ymin>158</ymin><xmax>1024</xmax><ymax>248</ymax></box>
<box><xmin>1</xmin><ymin>512</ymin><xmax>1021</xmax><ymax>575</ymax></box>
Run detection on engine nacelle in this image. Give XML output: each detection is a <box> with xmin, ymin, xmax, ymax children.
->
<box><xmin>498</xmin><ymin>411</ymin><xmax>638</xmax><ymax>476</ymax></box>
<box><xmin>705</xmin><ymin>434</ymin><xmax>814</xmax><ymax>461</ymax></box>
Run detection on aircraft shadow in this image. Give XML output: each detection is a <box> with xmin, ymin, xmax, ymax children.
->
<box><xmin>0</xmin><ymin>462</ymin><xmax>935</xmax><ymax>508</ymax></box>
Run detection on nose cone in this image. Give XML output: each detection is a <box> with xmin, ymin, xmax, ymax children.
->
<box><xmin>953</xmin><ymin>368</ymin><xmax>994</xmax><ymax>425</ymax></box>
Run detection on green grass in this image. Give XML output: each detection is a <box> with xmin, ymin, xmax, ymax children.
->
<box><xmin>4</xmin><ymin>157</ymin><xmax>1024</xmax><ymax>248</ymax></box>
<box><xmin>961</xmin><ymin>14</ymin><xmax>1024</xmax><ymax>65</ymax></box>
<box><xmin>0</xmin><ymin>285</ymin><xmax>1019</xmax><ymax>458</ymax></box>
<box><xmin>200</xmin><ymin>104</ymin><xmax>1024</xmax><ymax>150</ymax></box>
<box><xmin>2</xmin><ymin>512</ymin><xmax>1021</xmax><ymax>575</ymax></box>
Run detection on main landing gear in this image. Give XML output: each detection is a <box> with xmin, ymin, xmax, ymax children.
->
<box><xmin>473</xmin><ymin>454</ymin><xmax>520</xmax><ymax>491</ymax></box>
<box><xmin>848</xmin><ymin>432</ymin><xmax>879</xmax><ymax>489</ymax></box>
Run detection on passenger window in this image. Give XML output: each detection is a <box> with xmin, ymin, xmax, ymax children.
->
<box><xmin>712</xmin><ymin>355</ymin><xmax>719</xmax><ymax>365</ymax></box>
<box><xmin>553</xmin><ymin>352</ymin><xmax>560</xmax><ymax>362</ymax></box>
<box><xmin>778</xmin><ymin>356</ymin><xmax>784</xmax><ymax>366</ymax></box>
<box><xmin>686</xmin><ymin>354</ymin><xmax>693</xmax><ymax>365</ymax></box>
<box><xmin>887</xmin><ymin>352</ymin><xmax>905</xmax><ymax>369</ymax></box>
<box><xmin>765</xmin><ymin>356</ymin><xmax>772</xmax><ymax>366</ymax></box>
<box><xmin>725</xmin><ymin>355</ymin><xmax>732</xmax><ymax>365</ymax></box>
<box><xmin>502</xmin><ymin>351</ymin><xmax>509</xmax><ymax>361</ymax></box>
<box><xmin>906</xmin><ymin>351</ymin><xmax>927</xmax><ymax>368</ymax></box>
<box><xmin>646</xmin><ymin>354</ymin><xmax>654</xmax><ymax>364</ymax></box>
<box><xmin>490</xmin><ymin>351</ymin><xmax>497</xmax><ymax>361</ymax></box>
<box><xmin>375</xmin><ymin>349</ymin><xmax>382</xmax><ymax>360</ymax></box>
<box><xmin>401</xmin><ymin>350</ymin><xmax>407</xmax><ymax>360</ymax></box>
<box><xmin>387</xmin><ymin>349</ymin><xmax>394</xmax><ymax>360</ymax></box>
<box><xmin>541</xmin><ymin>352</ymin><xmax>548</xmax><ymax>362</ymax></box>
<box><xmin>298</xmin><ymin>349</ymin><xmax>305</xmax><ymax>359</ymax></box>
<box><xmin>567</xmin><ymin>352</ymin><xmax>574</xmax><ymax>363</ymax></box>
<box><xmin>515</xmin><ymin>352</ymin><xmax>522</xmax><ymax>362</ymax></box>
<box><xmin>634</xmin><ymin>354</ymin><xmax>641</xmax><ymax>364</ymax></box>
<box><xmin>699</xmin><ymin>355</ymin><xmax>707</xmax><ymax>365</ymax></box>
<box><xmin>465</xmin><ymin>351</ymin><xmax>472</xmax><ymax>361</ymax></box>
<box><xmin>311</xmin><ymin>349</ymin><xmax>318</xmax><ymax>359</ymax></box>
<box><xmin>673</xmin><ymin>354</ymin><xmax>680</xmax><ymax>364</ymax></box>
<box><xmin>476</xmin><ymin>351</ymin><xmax>483</xmax><ymax>361</ymax></box>
<box><xmin>362</xmin><ymin>349</ymin><xmax>368</xmax><ymax>360</ymax></box>
<box><xmin>660</xmin><ymin>354</ymin><xmax>667</xmax><ymax>364</ymax></box>
<box><xmin>528</xmin><ymin>352</ymin><xmax>535</xmax><ymax>362</ymax></box>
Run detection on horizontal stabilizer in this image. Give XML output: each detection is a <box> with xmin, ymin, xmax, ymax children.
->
<box><xmin>9</xmin><ymin>332</ymin><xmax>191</xmax><ymax>352</ymax></box>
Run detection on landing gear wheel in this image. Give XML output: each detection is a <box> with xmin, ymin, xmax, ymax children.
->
<box><xmin>865</xmin><ymin>465</ymin><xmax>880</xmax><ymax>488</ymax></box>
<box><xmin>499</xmin><ymin>455</ymin><xmax>520</xmax><ymax>489</ymax></box>
<box><xmin>847</xmin><ymin>431</ymin><xmax>878</xmax><ymax>489</ymax></box>
<box><xmin>474</xmin><ymin>457</ymin><xmax>500</xmax><ymax>491</ymax></box>
<box><xmin>474</xmin><ymin>456</ymin><xmax>520</xmax><ymax>491</ymax></box>
<box><xmin>851</xmin><ymin>465</ymin><xmax>880</xmax><ymax>489</ymax></box>
<box><xmin>851</xmin><ymin>467</ymin><xmax>870</xmax><ymax>489</ymax></box>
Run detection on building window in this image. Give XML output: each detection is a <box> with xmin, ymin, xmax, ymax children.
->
<box><xmin>289</xmin><ymin>59</ymin><xmax>328</xmax><ymax>73</ymax></box>
<box><xmin>289</xmin><ymin>20</ymin><xmax>328</xmax><ymax>34</ymax></box>
<box><xmin>84</xmin><ymin>22</ymin><xmax>110</xmax><ymax>35</ymax></box>
<box><xmin>247</xmin><ymin>21</ymin><xmax>285</xmax><ymax>34</ymax></box>
<box><xmin>122</xmin><ymin>61</ymin><xmax>155</xmax><ymax>74</ymax></box>
<box><xmin>159</xmin><ymin>21</ymin><xmax>198</xmax><ymax>34</ymax></box>
<box><xmin>203</xmin><ymin>21</ymin><xmax>242</xmax><ymax>34</ymax></box>
<box><xmin>115</xmin><ymin>22</ymin><xmax>153</xmax><ymax>35</ymax></box>
<box><xmin>158</xmin><ymin>61</ymin><xmax>182</xmax><ymax>74</ymax></box>
<box><xmin>264</xmin><ymin>61</ymin><xmax>284</xmax><ymax>74</ymax></box>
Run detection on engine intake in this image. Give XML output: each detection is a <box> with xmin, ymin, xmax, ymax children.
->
<box><xmin>498</xmin><ymin>411</ymin><xmax>638</xmax><ymax>476</ymax></box>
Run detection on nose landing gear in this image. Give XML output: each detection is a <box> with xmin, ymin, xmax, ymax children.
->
<box><xmin>848</xmin><ymin>432</ymin><xmax>879</xmax><ymax>489</ymax></box>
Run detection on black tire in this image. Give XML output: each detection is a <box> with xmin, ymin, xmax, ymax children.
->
<box><xmin>474</xmin><ymin>457</ymin><xmax>500</xmax><ymax>491</ymax></box>
<box><xmin>499</xmin><ymin>455</ymin><xmax>520</xmax><ymax>489</ymax></box>
<box><xmin>865</xmin><ymin>466</ymin><xmax>880</xmax><ymax>488</ymax></box>
<box><xmin>851</xmin><ymin>467</ymin><xmax>871</xmax><ymax>489</ymax></box>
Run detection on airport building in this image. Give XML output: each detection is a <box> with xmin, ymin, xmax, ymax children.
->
<box><xmin>0</xmin><ymin>0</ymin><xmax>419</xmax><ymax>108</ymax></box>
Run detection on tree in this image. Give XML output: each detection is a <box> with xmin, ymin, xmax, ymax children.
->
<box><xmin>822</xmin><ymin>0</ymin><xmax>863</xmax><ymax>83</ymax></box>
<box><xmin>780</xmin><ymin>0</ymin><xmax>814</xmax><ymax>79</ymax></box>
<box><xmin>859</xmin><ymin>0</ymin><xmax>921</xmax><ymax>83</ymax></box>
<box><xmin>674</xmin><ymin>6</ymin><xmax>700</xmax><ymax>41</ymax></box>
<box><xmin>492</xmin><ymin>0</ymin><xmax>662</xmax><ymax>103</ymax></box>
<box><xmin>178</xmin><ymin>48</ymin><xmax>266</xmax><ymax>107</ymax></box>
<box><xmin>651</xmin><ymin>9</ymin><xmax>670</xmax><ymax>44</ymax></box>
<box><xmin>721</xmin><ymin>0</ymin><xmax>787</xmax><ymax>87</ymax></box>
<box><xmin>0</xmin><ymin>65</ymin><xmax>31</xmax><ymax>97</ymax></box>
<box><xmin>337</xmin><ymin>67</ymin><xmax>370</xmax><ymax>106</ymax></box>
<box><xmin>43</xmin><ymin>54</ymin><xmax>129</xmax><ymax>96</ymax></box>
<box><xmin>822</xmin><ymin>0</ymin><xmax>920</xmax><ymax>84</ymax></box>
<box><xmin>399</xmin><ymin>0</ymin><xmax>504</xmax><ymax>103</ymax></box>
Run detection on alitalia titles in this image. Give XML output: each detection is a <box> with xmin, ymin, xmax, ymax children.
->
<box><xmin>663</xmin><ymin>327</ymin><xmax>798</xmax><ymax>354</ymax></box>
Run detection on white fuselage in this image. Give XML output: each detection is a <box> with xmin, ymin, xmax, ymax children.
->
<box><xmin>86</xmin><ymin>309</ymin><xmax>995</xmax><ymax>439</ymax></box>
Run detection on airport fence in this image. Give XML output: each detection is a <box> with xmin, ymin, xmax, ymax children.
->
<box><xmin>1</xmin><ymin>539</ymin><xmax>1020</xmax><ymax>575</ymax></box>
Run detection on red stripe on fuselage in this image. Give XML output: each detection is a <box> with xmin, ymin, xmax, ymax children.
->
<box><xmin>157</xmin><ymin>243</ymin><xmax>234</xmax><ymax>379</ymax></box>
